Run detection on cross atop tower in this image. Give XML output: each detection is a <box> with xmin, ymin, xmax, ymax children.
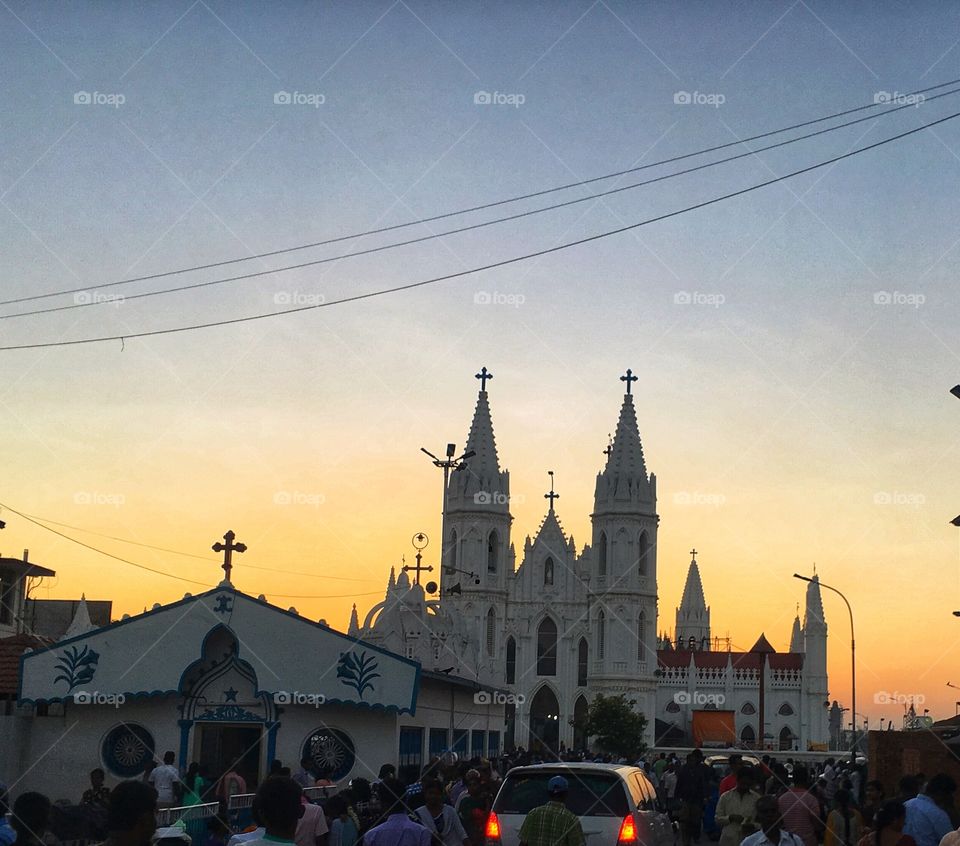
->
<box><xmin>402</xmin><ymin>532</ymin><xmax>433</xmax><ymax>585</ymax></box>
<box><xmin>475</xmin><ymin>366</ymin><xmax>493</xmax><ymax>392</ymax></box>
<box><xmin>213</xmin><ymin>530</ymin><xmax>246</xmax><ymax>584</ymax></box>
<box><xmin>620</xmin><ymin>368</ymin><xmax>638</xmax><ymax>395</ymax></box>
<box><xmin>689</xmin><ymin>548</ymin><xmax>698</xmax><ymax>562</ymax></box>
<box><xmin>544</xmin><ymin>470</ymin><xmax>560</xmax><ymax>511</ymax></box>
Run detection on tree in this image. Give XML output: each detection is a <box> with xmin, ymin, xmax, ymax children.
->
<box><xmin>574</xmin><ymin>693</ymin><xmax>647</xmax><ymax>758</ymax></box>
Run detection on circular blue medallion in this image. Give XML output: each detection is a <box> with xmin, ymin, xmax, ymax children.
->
<box><xmin>302</xmin><ymin>727</ymin><xmax>355</xmax><ymax>781</ymax></box>
<box><xmin>102</xmin><ymin>723</ymin><xmax>155</xmax><ymax>778</ymax></box>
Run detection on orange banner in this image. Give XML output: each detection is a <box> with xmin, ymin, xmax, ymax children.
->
<box><xmin>692</xmin><ymin>710</ymin><xmax>736</xmax><ymax>746</ymax></box>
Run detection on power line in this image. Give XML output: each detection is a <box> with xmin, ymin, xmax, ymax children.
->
<box><xmin>19</xmin><ymin>512</ymin><xmax>373</xmax><ymax>582</ymax></box>
<box><xmin>3</xmin><ymin>504</ymin><xmax>386</xmax><ymax>597</ymax></box>
<box><xmin>2</xmin><ymin>77</ymin><xmax>958</xmax><ymax>309</ymax></box>
<box><xmin>8</xmin><ymin>85</ymin><xmax>960</xmax><ymax>323</ymax></box>
<box><xmin>3</xmin><ymin>106</ymin><xmax>957</xmax><ymax>352</ymax></box>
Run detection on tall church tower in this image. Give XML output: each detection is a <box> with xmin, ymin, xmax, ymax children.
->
<box><xmin>442</xmin><ymin>368</ymin><xmax>513</xmax><ymax>680</ymax></box>
<box><xmin>802</xmin><ymin>575</ymin><xmax>829</xmax><ymax>747</ymax></box>
<box><xmin>588</xmin><ymin>370</ymin><xmax>659</xmax><ymax>744</ymax></box>
<box><xmin>675</xmin><ymin>551</ymin><xmax>710</xmax><ymax>650</ymax></box>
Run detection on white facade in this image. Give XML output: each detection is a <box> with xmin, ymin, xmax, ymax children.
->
<box><xmin>358</xmin><ymin>373</ymin><xmax>830</xmax><ymax>753</ymax></box>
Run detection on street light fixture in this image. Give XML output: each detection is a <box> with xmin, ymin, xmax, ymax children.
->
<box><xmin>794</xmin><ymin>572</ymin><xmax>857</xmax><ymax>764</ymax></box>
<box><xmin>421</xmin><ymin>444</ymin><xmax>475</xmax><ymax>586</ymax></box>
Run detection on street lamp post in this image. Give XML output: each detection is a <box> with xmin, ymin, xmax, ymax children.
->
<box><xmin>421</xmin><ymin>444</ymin><xmax>475</xmax><ymax>586</ymax></box>
<box><xmin>795</xmin><ymin>573</ymin><xmax>857</xmax><ymax>764</ymax></box>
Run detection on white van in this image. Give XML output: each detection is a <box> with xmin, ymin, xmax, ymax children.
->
<box><xmin>485</xmin><ymin>762</ymin><xmax>675</xmax><ymax>846</ymax></box>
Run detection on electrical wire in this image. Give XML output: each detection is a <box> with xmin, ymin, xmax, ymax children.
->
<box><xmin>6</xmin><ymin>84</ymin><xmax>960</xmax><ymax>323</ymax></box>
<box><xmin>2</xmin><ymin>76</ymin><xmax>957</xmax><ymax>308</ymax></box>
<box><xmin>3</xmin><ymin>106</ymin><xmax>957</xmax><ymax>352</ymax></box>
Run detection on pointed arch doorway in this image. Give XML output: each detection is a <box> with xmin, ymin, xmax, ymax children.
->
<box><xmin>528</xmin><ymin>686</ymin><xmax>560</xmax><ymax>754</ymax></box>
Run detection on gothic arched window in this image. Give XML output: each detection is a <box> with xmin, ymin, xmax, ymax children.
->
<box><xmin>447</xmin><ymin>530</ymin><xmax>458</xmax><ymax>570</ymax></box>
<box><xmin>638</xmin><ymin>530</ymin><xmax>649</xmax><ymax>576</ymax></box>
<box><xmin>778</xmin><ymin>702</ymin><xmax>795</xmax><ymax>716</ymax></box>
<box><xmin>485</xmin><ymin>608</ymin><xmax>496</xmax><ymax>656</ymax></box>
<box><xmin>544</xmin><ymin>557</ymin><xmax>554</xmax><ymax>586</ymax></box>
<box><xmin>487</xmin><ymin>530</ymin><xmax>498</xmax><ymax>574</ymax></box>
<box><xmin>741</xmin><ymin>702</ymin><xmax>757</xmax><ymax>715</ymax></box>
<box><xmin>536</xmin><ymin>617</ymin><xmax>558</xmax><ymax>676</ymax></box>
<box><xmin>577</xmin><ymin>638</ymin><xmax>588</xmax><ymax>687</ymax></box>
<box><xmin>505</xmin><ymin>636</ymin><xmax>516</xmax><ymax>684</ymax></box>
<box><xmin>596</xmin><ymin>609</ymin><xmax>606</xmax><ymax>660</ymax></box>
<box><xmin>637</xmin><ymin>611</ymin><xmax>646</xmax><ymax>661</ymax></box>
<box><xmin>598</xmin><ymin>532</ymin><xmax>608</xmax><ymax>577</ymax></box>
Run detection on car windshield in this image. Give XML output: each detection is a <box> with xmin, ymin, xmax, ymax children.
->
<box><xmin>494</xmin><ymin>771</ymin><xmax>629</xmax><ymax>817</ymax></box>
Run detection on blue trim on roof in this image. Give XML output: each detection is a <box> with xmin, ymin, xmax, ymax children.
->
<box><xmin>17</xmin><ymin>586</ymin><xmax>421</xmax><ymax>714</ymax></box>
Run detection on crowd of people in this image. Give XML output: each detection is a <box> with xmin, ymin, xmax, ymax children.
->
<box><xmin>2</xmin><ymin>748</ymin><xmax>960</xmax><ymax>846</ymax></box>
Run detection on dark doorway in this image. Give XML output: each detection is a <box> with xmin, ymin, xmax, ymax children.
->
<box><xmin>196</xmin><ymin>724</ymin><xmax>262</xmax><ymax>790</ymax></box>
<box><xmin>528</xmin><ymin>686</ymin><xmax>560</xmax><ymax>753</ymax></box>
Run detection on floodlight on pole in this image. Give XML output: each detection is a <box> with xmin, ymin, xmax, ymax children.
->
<box><xmin>795</xmin><ymin>572</ymin><xmax>857</xmax><ymax>764</ymax></box>
<box><xmin>421</xmin><ymin>443</ymin><xmax>475</xmax><ymax>590</ymax></box>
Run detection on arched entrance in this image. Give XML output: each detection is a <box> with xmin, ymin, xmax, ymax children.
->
<box><xmin>740</xmin><ymin>724</ymin><xmax>756</xmax><ymax>748</ymax></box>
<box><xmin>779</xmin><ymin>726</ymin><xmax>794</xmax><ymax>751</ymax></box>
<box><xmin>572</xmin><ymin>696</ymin><xmax>589</xmax><ymax>751</ymax></box>
<box><xmin>528</xmin><ymin>686</ymin><xmax>560</xmax><ymax>754</ymax></box>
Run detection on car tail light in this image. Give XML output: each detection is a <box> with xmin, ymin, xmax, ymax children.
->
<box><xmin>485</xmin><ymin>810</ymin><xmax>502</xmax><ymax>843</ymax></box>
<box><xmin>618</xmin><ymin>814</ymin><xmax>638</xmax><ymax>844</ymax></box>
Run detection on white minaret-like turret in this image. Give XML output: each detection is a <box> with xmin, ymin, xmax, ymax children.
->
<box><xmin>675</xmin><ymin>551</ymin><xmax>710</xmax><ymax>650</ymax></box>
<box><xmin>802</xmin><ymin>574</ymin><xmax>829</xmax><ymax>747</ymax></box>
<box><xmin>588</xmin><ymin>370</ymin><xmax>659</xmax><ymax>746</ymax></box>
<box><xmin>789</xmin><ymin>607</ymin><xmax>804</xmax><ymax>653</ymax></box>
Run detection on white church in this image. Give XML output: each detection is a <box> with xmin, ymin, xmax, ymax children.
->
<box><xmin>355</xmin><ymin>368</ymin><xmax>831</xmax><ymax>753</ymax></box>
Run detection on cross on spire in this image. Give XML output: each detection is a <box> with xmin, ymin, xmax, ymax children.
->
<box><xmin>689</xmin><ymin>548</ymin><xmax>698</xmax><ymax>562</ymax></box>
<box><xmin>402</xmin><ymin>532</ymin><xmax>433</xmax><ymax>586</ymax></box>
<box><xmin>544</xmin><ymin>470</ymin><xmax>560</xmax><ymax>511</ymax></box>
<box><xmin>620</xmin><ymin>368</ymin><xmax>638</xmax><ymax>395</ymax></box>
<box><xmin>475</xmin><ymin>366</ymin><xmax>493</xmax><ymax>392</ymax></box>
<box><xmin>213</xmin><ymin>530</ymin><xmax>246</xmax><ymax>584</ymax></box>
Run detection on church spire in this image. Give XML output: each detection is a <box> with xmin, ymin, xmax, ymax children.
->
<box><xmin>447</xmin><ymin>367</ymin><xmax>509</xmax><ymax>510</ymax></box>
<box><xmin>348</xmin><ymin>604</ymin><xmax>360</xmax><ymax>636</ymax></box>
<box><xmin>64</xmin><ymin>594</ymin><xmax>94</xmax><ymax>638</ymax></box>
<box><xmin>790</xmin><ymin>610</ymin><xmax>804</xmax><ymax>653</ymax></box>
<box><xmin>803</xmin><ymin>573</ymin><xmax>827</xmax><ymax>632</ymax></box>
<box><xmin>675</xmin><ymin>549</ymin><xmax>710</xmax><ymax>648</ymax></box>
<box><xmin>594</xmin><ymin>370</ymin><xmax>654</xmax><ymax>513</ymax></box>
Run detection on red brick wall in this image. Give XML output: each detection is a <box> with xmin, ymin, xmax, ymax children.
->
<box><xmin>868</xmin><ymin>730</ymin><xmax>960</xmax><ymax>796</ymax></box>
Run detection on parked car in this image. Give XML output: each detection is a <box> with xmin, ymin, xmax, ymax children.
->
<box><xmin>485</xmin><ymin>762</ymin><xmax>675</xmax><ymax>846</ymax></box>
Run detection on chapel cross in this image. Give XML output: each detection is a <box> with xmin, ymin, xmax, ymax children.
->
<box><xmin>620</xmin><ymin>368</ymin><xmax>638</xmax><ymax>395</ymax></box>
<box><xmin>690</xmin><ymin>548</ymin><xmax>698</xmax><ymax>562</ymax></box>
<box><xmin>475</xmin><ymin>366</ymin><xmax>493</xmax><ymax>392</ymax></box>
<box><xmin>544</xmin><ymin>470</ymin><xmax>560</xmax><ymax>510</ymax></box>
<box><xmin>213</xmin><ymin>530</ymin><xmax>247</xmax><ymax>583</ymax></box>
<box><xmin>402</xmin><ymin>550</ymin><xmax>434</xmax><ymax>586</ymax></box>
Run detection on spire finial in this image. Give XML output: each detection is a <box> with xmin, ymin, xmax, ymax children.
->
<box><xmin>212</xmin><ymin>530</ymin><xmax>246</xmax><ymax>584</ymax></box>
<box><xmin>475</xmin><ymin>366</ymin><xmax>493</xmax><ymax>392</ymax></box>
<box><xmin>620</xmin><ymin>368</ymin><xmax>638</xmax><ymax>395</ymax></box>
<box><xmin>690</xmin><ymin>547</ymin><xmax>698</xmax><ymax>563</ymax></box>
<box><xmin>544</xmin><ymin>470</ymin><xmax>560</xmax><ymax>511</ymax></box>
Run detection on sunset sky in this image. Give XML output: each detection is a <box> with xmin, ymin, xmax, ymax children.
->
<box><xmin>2</xmin><ymin>0</ymin><xmax>960</xmax><ymax>728</ymax></box>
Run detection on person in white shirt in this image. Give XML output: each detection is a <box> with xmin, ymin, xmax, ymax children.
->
<box><xmin>741</xmin><ymin>795</ymin><xmax>805</xmax><ymax>846</ymax></box>
<box><xmin>148</xmin><ymin>752</ymin><xmax>181</xmax><ymax>808</ymax></box>
<box><xmin>414</xmin><ymin>779</ymin><xmax>469</xmax><ymax>846</ymax></box>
